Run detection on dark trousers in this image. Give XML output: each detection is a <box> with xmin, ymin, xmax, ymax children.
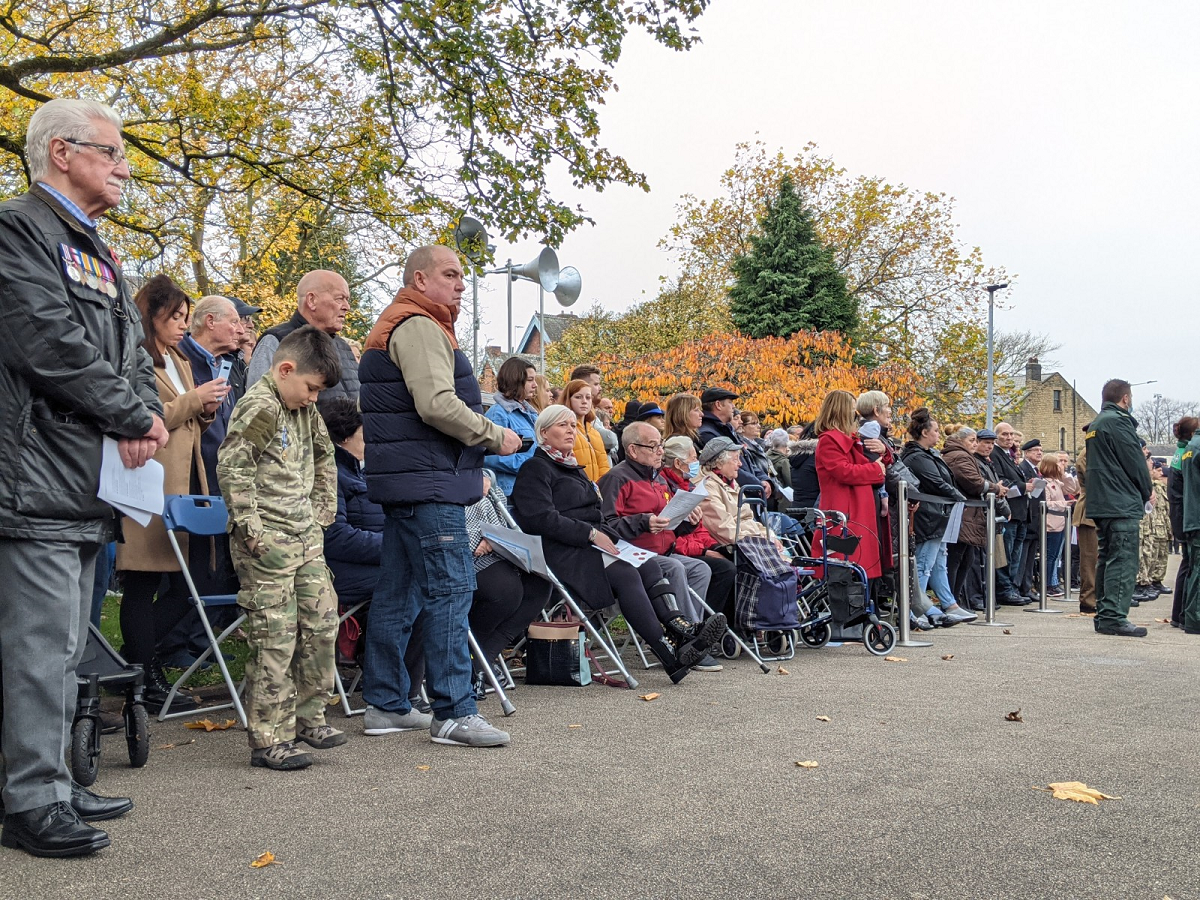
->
<box><xmin>1183</xmin><ymin>535</ymin><xmax>1200</xmax><ymax>631</ymax></box>
<box><xmin>1018</xmin><ymin>533</ymin><xmax>1039</xmax><ymax>594</ymax></box>
<box><xmin>470</xmin><ymin>560</ymin><xmax>552</xmax><ymax>664</ymax></box>
<box><xmin>1095</xmin><ymin>517</ymin><xmax>1140</xmax><ymax>629</ymax></box>
<box><xmin>118</xmin><ymin>570</ymin><xmax>194</xmax><ymax>666</ymax></box>
<box><xmin>947</xmin><ymin>543</ymin><xmax>983</xmax><ymax>609</ymax></box>
<box><xmin>1171</xmin><ymin>542</ymin><xmax>1191</xmax><ymax>625</ymax></box>
<box><xmin>700</xmin><ymin>554</ymin><xmax>737</xmax><ymax>621</ymax></box>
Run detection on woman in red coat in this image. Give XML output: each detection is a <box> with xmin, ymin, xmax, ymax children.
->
<box><xmin>813</xmin><ymin>390</ymin><xmax>887</xmax><ymax>578</ymax></box>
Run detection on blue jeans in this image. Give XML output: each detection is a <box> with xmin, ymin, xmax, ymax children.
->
<box><xmin>915</xmin><ymin>539</ymin><xmax>957</xmax><ymax>609</ymax></box>
<box><xmin>1045</xmin><ymin>530</ymin><xmax>1065</xmax><ymax>588</ymax></box>
<box><xmin>998</xmin><ymin>521</ymin><xmax>1027</xmax><ymax>596</ymax></box>
<box><xmin>363</xmin><ymin>502</ymin><xmax>477</xmax><ymax>720</ymax></box>
<box><xmin>89</xmin><ymin>542</ymin><xmax>115</xmax><ymax>628</ymax></box>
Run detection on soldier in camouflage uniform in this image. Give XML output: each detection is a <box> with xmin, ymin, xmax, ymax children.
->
<box><xmin>217</xmin><ymin>326</ymin><xmax>342</xmax><ymax>770</ymax></box>
<box><xmin>1136</xmin><ymin>462</ymin><xmax>1171</xmax><ymax>595</ymax></box>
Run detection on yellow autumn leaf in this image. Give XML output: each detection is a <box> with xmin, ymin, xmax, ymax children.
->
<box><xmin>250</xmin><ymin>851</ymin><xmax>278</xmax><ymax>868</ymax></box>
<box><xmin>638</xmin><ymin>693</ymin><xmax>661</xmax><ymax>702</ymax></box>
<box><xmin>416</xmin><ymin>765</ymin><xmax>431</xmax><ymax>772</ymax></box>
<box><xmin>815</xmin><ymin>715</ymin><xmax>831</xmax><ymax>722</ymax></box>
<box><xmin>777</xmin><ymin>666</ymin><xmax>790</xmax><ymax>675</ymax></box>
<box><xmin>883</xmin><ymin>656</ymin><xmax>907</xmax><ymax>663</ymax></box>
<box><xmin>795</xmin><ymin>760</ymin><xmax>819</xmax><ymax>768</ymax></box>
<box><xmin>568</xmin><ymin>724</ymin><xmax>582</xmax><ymax>729</ymax></box>
<box><xmin>184</xmin><ymin>718</ymin><xmax>237</xmax><ymax>732</ymax></box>
<box><xmin>941</xmin><ymin>654</ymin><xmax>954</xmax><ymax>660</ymax></box>
<box><xmin>1036</xmin><ymin>782</ymin><xmax>1121</xmax><ymax>804</ymax></box>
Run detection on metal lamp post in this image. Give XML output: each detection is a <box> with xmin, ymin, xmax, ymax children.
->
<box><xmin>453</xmin><ymin>216</ymin><xmax>492</xmax><ymax>367</ymax></box>
<box><xmin>984</xmin><ymin>283</ymin><xmax>1008</xmax><ymax>431</ymax></box>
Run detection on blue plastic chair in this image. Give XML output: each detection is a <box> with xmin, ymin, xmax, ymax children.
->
<box><xmin>160</xmin><ymin>495</ymin><xmax>247</xmax><ymax>727</ymax></box>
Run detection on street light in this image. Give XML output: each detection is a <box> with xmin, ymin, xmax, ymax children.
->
<box><xmin>984</xmin><ymin>283</ymin><xmax>1008</xmax><ymax>430</ymax></box>
<box><xmin>453</xmin><ymin>216</ymin><xmax>492</xmax><ymax>366</ymax></box>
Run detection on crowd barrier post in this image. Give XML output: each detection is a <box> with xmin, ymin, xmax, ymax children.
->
<box><xmin>971</xmin><ymin>493</ymin><xmax>1013</xmax><ymax>628</ymax></box>
<box><xmin>895</xmin><ymin>480</ymin><xmax>932</xmax><ymax>649</ymax></box>
<box><xmin>1027</xmin><ymin>499</ymin><xmax>1061</xmax><ymax>615</ymax></box>
<box><xmin>1063</xmin><ymin>511</ymin><xmax>1074</xmax><ymax>601</ymax></box>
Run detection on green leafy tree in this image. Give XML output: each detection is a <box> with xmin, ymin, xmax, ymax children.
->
<box><xmin>728</xmin><ymin>174</ymin><xmax>855</xmax><ymax>339</ymax></box>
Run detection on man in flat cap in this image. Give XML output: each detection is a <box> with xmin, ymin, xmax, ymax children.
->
<box><xmin>1017</xmin><ymin>438</ymin><xmax>1044</xmax><ymax>597</ymax></box>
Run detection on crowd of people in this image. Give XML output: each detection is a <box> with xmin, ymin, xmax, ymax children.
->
<box><xmin>1</xmin><ymin>98</ymin><xmax>1196</xmax><ymax>861</ymax></box>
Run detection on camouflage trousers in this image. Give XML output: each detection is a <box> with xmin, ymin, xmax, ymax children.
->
<box><xmin>231</xmin><ymin>526</ymin><xmax>337</xmax><ymax>749</ymax></box>
<box><xmin>1137</xmin><ymin>516</ymin><xmax>1170</xmax><ymax>585</ymax></box>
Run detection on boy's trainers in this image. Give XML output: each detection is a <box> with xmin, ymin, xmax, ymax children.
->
<box><xmin>296</xmin><ymin>724</ymin><xmax>347</xmax><ymax>749</ymax></box>
<box><xmin>363</xmin><ymin>705</ymin><xmax>433</xmax><ymax>735</ymax></box>
<box><xmin>430</xmin><ymin>714</ymin><xmax>510</xmax><ymax>747</ymax></box>
<box><xmin>250</xmin><ymin>741</ymin><xmax>312</xmax><ymax>771</ymax></box>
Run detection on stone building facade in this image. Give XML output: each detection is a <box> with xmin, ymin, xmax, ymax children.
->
<box><xmin>1002</xmin><ymin>358</ymin><xmax>1098</xmax><ymax>460</ymax></box>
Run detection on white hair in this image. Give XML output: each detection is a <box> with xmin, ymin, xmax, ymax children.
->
<box><xmin>190</xmin><ymin>295</ymin><xmax>238</xmax><ymax>334</ymax></box>
<box><xmin>27</xmin><ymin>99</ymin><xmax>122</xmax><ymax>183</ymax></box>
<box><xmin>767</xmin><ymin>428</ymin><xmax>789</xmax><ymax>449</ymax></box>
<box><xmin>534</xmin><ymin>404</ymin><xmax>575</xmax><ymax>437</ymax></box>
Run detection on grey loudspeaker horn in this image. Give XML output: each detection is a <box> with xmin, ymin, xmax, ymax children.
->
<box><xmin>509</xmin><ymin>247</ymin><xmax>559</xmax><ymax>292</ymax></box>
<box><xmin>554</xmin><ymin>266</ymin><xmax>581</xmax><ymax>307</ymax></box>
<box><xmin>453</xmin><ymin>215</ymin><xmax>489</xmax><ymax>263</ymax></box>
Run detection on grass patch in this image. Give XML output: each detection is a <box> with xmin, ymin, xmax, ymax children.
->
<box><xmin>98</xmin><ymin>593</ymin><xmax>251</xmax><ymax>686</ymax></box>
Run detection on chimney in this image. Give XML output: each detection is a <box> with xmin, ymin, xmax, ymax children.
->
<box><xmin>1025</xmin><ymin>356</ymin><xmax>1042</xmax><ymax>384</ymax></box>
<box><xmin>486</xmin><ymin>344</ymin><xmax>502</xmax><ymax>358</ymax></box>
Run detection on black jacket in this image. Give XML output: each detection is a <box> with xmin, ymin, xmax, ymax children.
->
<box><xmin>1019</xmin><ymin>458</ymin><xmax>1042</xmax><ymax>531</ymax></box>
<box><xmin>789</xmin><ymin>438</ymin><xmax>820</xmax><ymax>508</ymax></box>
<box><xmin>325</xmin><ymin>447</ymin><xmax>384</xmax><ymax>605</ymax></box>
<box><xmin>511</xmin><ymin>449</ymin><xmax>619</xmax><ymax>612</ymax></box>
<box><xmin>990</xmin><ymin>446</ymin><xmax>1029</xmax><ymax>522</ymax></box>
<box><xmin>0</xmin><ymin>186</ymin><xmax>161</xmax><ymax>542</ymax></box>
<box><xmin>900</xmin><ymin>441</ymin><xmax>966</xmax><ymax>543</ymax></box>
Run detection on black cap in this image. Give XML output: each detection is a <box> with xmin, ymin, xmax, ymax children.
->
<box><xmin>636</xmin><ymin>404</ymin><xmax>664</xmax><ymax>419</ymax></box>
<box><xmin>621</xmin><ymin>400</ymin><xmax>644</xmax><ymax>423</ymax></box>
<box><xmin>232</xmin><ymin>297</ymin><xmax>262</xmax><ymax>317</ymax></box>
<box><xmin>700</xmin><ymin>387</ymin><xmax>738</xmax><ymax>404</ymax></box>
<box><xmin>1021</xmin><ymin>439</ymin><xmax>1041</xmax><ymax>451</ymax></box>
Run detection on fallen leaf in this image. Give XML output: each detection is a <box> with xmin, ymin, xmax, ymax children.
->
<box><xmin>777</xmin><ymin>666</ymin><xmax>790</xmax><ymax>675</ymax></box>
<box><xmin>1034</xmin><ymin>781</ymin><xmax>1121</xmax><ymax>804</ymax></box>
<box><xmin>1003</xmin><ymin>629</ymin><xmax>1013</xmax><ymax>635</ymax></box>
<box><xmin>883</xmin><ymin>655</ymin><xmax>907</xmax><ymax>663</ymax></box>
<box><xmin>154</xmin><ymin>738</ymin><xmax>197</xmax><ymax>751</ymax></box>
<box><xmin>941</xmin><ymin>654</ymin><xmax>954</xmax><ymax>660</ymax></box>
<box><xmin>1066</xmin><ymin>614</ymin><xmax>1083</xmax><ymax>618</ymax></box>
<box><xmin>415</xmin><ymin>765</ymin><xmax>430</xmax><ymax>771</ymax></box>
<box><xmin>250</xmin><ymin>851</ymin><xmax>279</xmax><ymax>868</ymax></box>
<box><xmin>184</xmin><ymin>718</ymin><xmax>237</xmax><ymax>732</ymax></box>
<box><xmin>638</xmin><ymin>692</ymin><xmax>661</xmax><ymax>702</ymax></box>
<box><xmin>815</xmin><ymin>715</ymin><xmax>831</xmax><ymax>722</ymax></box>
<box><xmin>567</xmin><ymin>724</ymin><xmax>582</xmax><ymax>729</ymax></box>
<box><xmin>795</xmin><ymin>760</ymin><xmax>819</xmax><ymax>768</ymax></box>
<box><xmin>1157</xmin><ymin>618</ymin><xmax>1171</xmax><ymax>624</ymax></box>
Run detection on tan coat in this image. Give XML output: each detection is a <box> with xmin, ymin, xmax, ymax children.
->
<box><xmin>697</xmin><ymin>470</ymin><xmax>770</xmax><ymax>545</ymax></box>
<box><xmin>116</xmin><ymin>346</ymin><xmax>212</xmax><ymax>572</ymax></box>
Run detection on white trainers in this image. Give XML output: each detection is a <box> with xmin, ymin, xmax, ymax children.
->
<box><xmin>363</xmin><ymin>705</ymin><xmax>434</xmax><ymax>736</ymax></box>
<box><xmin>430</xmin><ymin>714</ymin><xmax>510</xmax><ymax>747</ymax></box>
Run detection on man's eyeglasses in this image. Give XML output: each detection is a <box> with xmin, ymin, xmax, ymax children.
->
<box><xmin>633</xmin><ymin>442</ymin><xmax>664</xmax><ymax>453</ymax></box>
<box><xmin>63</xmin><ymin>138</ymin><xmax>127</xmax><ymax>165</ymax></box>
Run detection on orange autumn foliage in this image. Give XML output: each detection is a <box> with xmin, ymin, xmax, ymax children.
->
<box><xmin>597</xmin><ymin>331</ymin><xmax>921</xmax><ymax>428</ymax></box>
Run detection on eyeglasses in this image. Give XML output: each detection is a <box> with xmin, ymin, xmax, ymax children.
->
<box><xmin>62</xmin><ymin>138</ymin><xmax>127</xmax><ymax>165</ymax></box>
<box><xmin>633</xmin><ymin>442</ymin><xmax>664</xmax><ymax>453</ymax></box>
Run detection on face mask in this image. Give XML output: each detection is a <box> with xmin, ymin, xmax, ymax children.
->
<box><xmin>687</xmin><ymin>461</ymin><xmax>701</xmax><ymax>479</ymax></box>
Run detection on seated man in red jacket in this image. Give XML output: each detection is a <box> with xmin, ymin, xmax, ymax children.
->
<box><xmin>598</xmin><ymin>422</ymin><xmax>735</xmax><ymax>672</ymax></box>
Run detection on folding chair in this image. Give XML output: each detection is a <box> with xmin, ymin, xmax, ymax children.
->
<box><xmin>161</xmin><ymin>494</ymin><xmax>247</xmax><ymax>727</ymax></box>
<box><xmin>333</xmin><ymin>599</ymin><xmax>368</xmax><ymax>718</ymax></box>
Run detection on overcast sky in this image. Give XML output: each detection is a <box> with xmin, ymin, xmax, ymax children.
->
<box><xmin>480</xmin><ymin>0</ymin><xmax>1199</xmax><ymax>410</ymax></box>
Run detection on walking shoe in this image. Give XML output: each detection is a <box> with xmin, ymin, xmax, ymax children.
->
<box><xmin>250</xmin><ymin>741</ymin><xmax>313</xmax><ymax>770</ymax></box>
<box><xmin>296</xmin><ymin>724</ymin><xmax>347</xmax><ymax>750</ymax></box>
<box><xmin>942</xmin><ymin>606</ymin><xmax>978</xmax><ymax>624</ymax></box>
<box><xmin>928</xmin><ymin>611</ymin><xmax>953</xmax><ymax>627</ymax></box>
<box><xmin>690</xmin><ymin>653</ymin><xmax>724</xmax><ymax>672</ymax></box>
<box><xmin>997</xmin><ymin>595</ymin><xmax>1027</xmax><ymax>607</ymax></box>
<box><xmin>1046</xmin><ymin>587</ymin><xmax>1065</xmax><ymax>599</ymax></box>
<box><xmin>912</xmin><ymin>614</ymin><xmax>934</xmax><ymax>631</ymax></box>
<box><xmin>70</xmin><ymin>783</ymin><xmax>133</xmax><ymax>821</ymax></box>
<box><xmin>1094</xmin><ymin>622</ymin><xmax>1148</xmax><ymax>637</ymax></box>
<box><xmin>430</xmin><ymin>714</ymin><xmax>510</xmax><ymax>747</ymax></box>
<box><xmin>1152</xmin><ymin>582</ymin><xmax>1171</xmax><ymax>594</ymax></box>
<box><xmin>409</xmin><ymin>695</ymin><xmax>433</xmax><ymax>715</ymax></box>
<box><xmin>363</xmin><ymin>705</ymin><xmax>434</xmax><ymax>735</ymax></box>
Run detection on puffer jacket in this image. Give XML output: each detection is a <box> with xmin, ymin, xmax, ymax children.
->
<box><xmin>900</xmin><ymin>441</ymin><xmax>966</xmax><ymax>543</ymax></box>
<box><xmin>0</xmin><ymin>187</ymin><xmax>161</xmax><ymax>542</ymax></box>
<box><xmin>483</xmin><ymin>393</ymin><xmax>538</xmax><ymax>496</ymax></box>
<box><xmin>325</xmin><ymin>446</ymin><xmax>385</xmax><ymax>606</ymax></box>
<box><xmin>789</xmin><ymin>438</ymin><xmax>820</xmax><ymax>508</ymax></box>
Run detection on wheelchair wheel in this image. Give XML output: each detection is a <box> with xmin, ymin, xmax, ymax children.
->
<box><xmin>71</xmin><ymin>717</ymin><xmax>100</xmax><ymax>787</ymax></box>
<box><xmin>126</xmin><ymin>703</ymin><xmax>150</xmax><ymax>768</ymax></box>
<box><xmin>719</xmin><ymin>632</ymin><xmax>743</xmax><ymax>659</ymax></box>
<box><xmin>863</xmin><ymin>621</ymin><xmax>897</xmax><ymax>657</ymax></box>
<box><xmin>799</xmin><ymin>621</ymin><xmax>831</xmax><ymax>648</ymax></box>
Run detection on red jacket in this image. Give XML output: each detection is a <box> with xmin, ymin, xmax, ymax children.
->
<box><xmin>814</xmin><ymin>429</ymin><xmax>886</xmax><ymax>578</ymax></box>
<box><xmin>598</xmin><ymin>459</ymin><xmax>718</xmax><ymax>557</ymax></box>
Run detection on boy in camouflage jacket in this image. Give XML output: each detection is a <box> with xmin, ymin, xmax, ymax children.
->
<box><xmin>217</xmin><ymin>326</ymin><xmax>342</xmax><ymax>770</ymax></box>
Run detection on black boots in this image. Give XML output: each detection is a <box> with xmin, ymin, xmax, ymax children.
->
<box><xmin>142</xmin><ymin>658</ymin><xmax>197</xmax><ymax>715</ymax></box>
<box><xmin>651</xmin><ymin>614</ymin><xmax>729</xmax><ymax>683</ymax></box>
<box><xmin>649</xmin><ymin>639</ymin><xmax>694</xmax><ymax>684</ymax></box>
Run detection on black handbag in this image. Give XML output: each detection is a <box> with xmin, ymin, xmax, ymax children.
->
<box><xmin>524</xmin><ymin>620</ymin><xmax>591</xmax><ymax>687</ymax></box>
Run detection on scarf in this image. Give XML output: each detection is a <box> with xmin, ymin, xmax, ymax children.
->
<box><xmin>539</xmin><ymin>441</ymin><xmax>577</xmax><ymax>466</ymax></box>
<box><xmin>365</xmin><ymin>286</ymin><xmax>458</xmax><ymax>352</ymax></box>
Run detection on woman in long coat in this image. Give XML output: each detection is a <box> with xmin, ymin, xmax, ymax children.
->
<box><xmin>812</xmin><ymin>390</ymin><xmax>885</xmax><ymax>578</ymax></box>
<box><xmin>116</xmin><ymin>275</ymin><xmax>227</xmax><ymax>710</ymax></box>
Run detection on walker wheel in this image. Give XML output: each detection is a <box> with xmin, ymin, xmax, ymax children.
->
<box><xmin>863</xmin><ymin>621</ymin><xmax>897</xmax><ymax>657</ymax></box>
<box><xmin>800</xmin><ymin>621</ymin><xmax>832</xmax><ymax>648</ymax></box>
<box><xmin>719</xmin><ymin>632</ymin><xmax>743</xmax><ymax>659</ymax></box>
<box><xmin>766</xmin><ymin>631</ymin><xmax>792</xmax><ymax>656</ymax></box>
<box><xmin>126</xmin><ymin>703</ymin><xmax>150</xmax><ymax>768</ymax></box>
<box><xmin>71</xmin><ymin>717</ymin><xmax>100</xmax><ymax>787</ymax></box>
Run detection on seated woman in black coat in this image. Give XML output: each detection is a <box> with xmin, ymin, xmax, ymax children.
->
<box><xmin>510</xmin><ymin>405</ymin><xmax>726</xmax><ymax>684</ymax></box>
<box><xmin>320</xmin><ymin>398</ymin><xmax>426</xmax><ymax>704</ymax></box>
